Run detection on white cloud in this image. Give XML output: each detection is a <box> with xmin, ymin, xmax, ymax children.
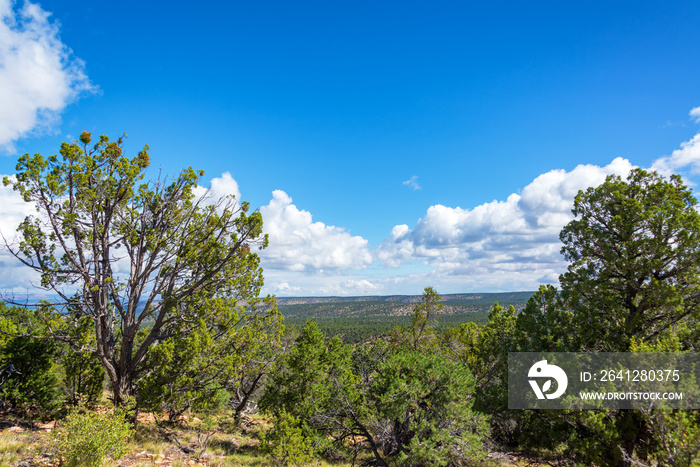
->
<box><xmin>193</xmin><ymin>171</ymin><xmax>242</xmax><ymax>210</ymax></box>
<box><xmin>651</xmin><ymin>133</ymin><xmax>700</xmax><ymax>176</ymax></box>
<box><xmin>691</xmin><ymin>106</ymin><xmax>700</xmax><ymax>123</ymax></box>
<box><xmin>259</xmin><ymin>190</ymin><xmax>373</xmax><ymax>272</ymax></box>
<box><xmin>0</xmin><ymin>0</ymin><xmax>95</xmax><ymax>152</ymax></box>
<box><xmin>402</xmin><ymin>175</ymin><xmax>421</xmax><ymax>190</ymax></box>
<box><xmin>376</xmin><ymin>157</ymin><xmax>636</xmax><ymax>290</ymax></box>
<box><xmin>263</xmin><ymin>269</ymin><xmax>387</xmax><ymax>296</ymax></box>
<box><xmin>0</xmin><ymin>177</ymin><xmax>42</xmax><ymax>291</ymax></box>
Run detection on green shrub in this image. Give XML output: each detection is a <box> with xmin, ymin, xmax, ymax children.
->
<box><xmin>63</xmin><ymin>349</ymin><xmax>105</xmax><ymax>408</ymax></box>
<box><xmin>261</xmin><ymin>410</ymin><xmax>314</xmax><ymax>467</ymax></box>
<box><xmin>53</xmin><ymin>408</ymin><xmax>133</xmax><ymax>467</ymax></box>
<box><xmin>0</xmin><ymin>336</ymin><xmax>62</xmax><ymax>418</ymax></box>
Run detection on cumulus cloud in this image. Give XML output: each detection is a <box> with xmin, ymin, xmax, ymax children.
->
<box><xmin>376</xmin><ymin>157</ymin><xmax>636</xmax><ymax>290</ymax></box>
<box><xmin>402</xmin><ymin>175</ymin><xmax>421</xmax><ymax>190</ymax></box>
<box><xmin>691</xmin><ymin>106</ymin><xmax>700</xmax><ymax>123</ymax></box>
<box><xmin>262</xmin><ymin>269</ymin><xmax>385</xmax><ymax>296</ymax></box>
<box><xmin>259</xmin><ymin>190</ymin><xmax>373</xmax><ymax>272</ymax></box>
<box><xmin>193</xmin><ymin>171</ymin><xmax>241</xmax><ymax>209</ymax></box>
<box><xmin>0</xmin><ymin>0</ymin><xmax>95</xmax><ymax>151</ymax></box>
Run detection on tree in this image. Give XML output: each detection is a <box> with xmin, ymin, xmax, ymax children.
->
<box><xmin>515</xmin><ymin>169</ymin><xmax>700</xmax><ymax>466</ymax></box>
<box><xmin>391</xmin><ymin>286</ymin><xmax>444</xmax><ymax>351</ymax></box>
<box><xmin>559</xmin><ymin>168</ymin><xmax>700</xmax><ymax>351</ymax></box>
<box><xmin>138</xmin><ymin>295</ymin><xmax>283</xmax><ymax>421</ymax></box>
<box><xmin>2</xmin><ymin>132</ymin><xmax>271</xmax><ymax>406</ymax></box>
<box><xmin>0</xmin><ymin>336</ymin><xmax>62</xmax><ymax>418</ymax></box>
<box><xmin>262</xmin><ymin>300</ymin><xmax>489</xmax><ymax>467</ymax></box>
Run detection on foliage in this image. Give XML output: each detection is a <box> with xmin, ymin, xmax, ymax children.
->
<box><xmin>497</xmin><ymin>170</ymin><xmax>700</xmax><ymax>464</ymax></box>
<box><xmin>263</xmin><ymin>290</ymin><xmax>489</xmax><ymax>467</ymax></box>
<box><xmin>139</xmin><ymin>297</ymin><xmax>283</xmax><ymax>421</ymax></box>
<box><xmin>559</xmin><ymin>168</ymin><xmax>700</xmax><ymax>351</ymax></box>
<box><xmin>0</xmin><ymin>336</ymin><xmax>62</xmax><ymax>419</ymax></box>
<box><xmin>3</xmin><ymin>132</ymin><xmax>270</xmax><ymax>406</ymax></box>
<box><xmin>53</xmin><ymin>407</ymin><xmax>133</xmax><ymax>467</ymax></box>
<box><xmin>286</xmin><ymin>311</ymin><xmax>491</xmax><ymax>345</ymax></box>
<box><xmin>261</xmin><ymin>409</ymin><xmax>314</xmax><ymax>467</ymax></box>
<box><xmin>629</xmin><ymin>332</ymin><xmax>700</xmax><ymax>467</ymax></box>
<box><xmin>259</xmin><ymin>320</ymin><xmax>354</xmax><ymax>448</ymax></box>
<box><xmin>441</xmin><ymin>302</ymin><xmax>519</xmax><ymax>444</ymax></box>
<box><xmin>371</xmin><ymin>350</ymin><xmax>489</xmax><ymax>467</ymax></box>
<box><xmin>61</xmin><ymin>311</ymin><xmax>105</xmax><ymax>408</ymax></box>
<box><xmin>400</xmin><ymin>286</ymin><xmax>444</xmax><ymax>351</ymax></box>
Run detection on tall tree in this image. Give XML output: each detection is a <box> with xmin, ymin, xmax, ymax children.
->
<box><xmin>2</xmin><ymin>132</ymin><xmax>271</xmax><ymax>406</ymax></box>
<box><xmin>516</xmin><ymin>169</ymin><xmax>700</xmax><ymax>466</ymax></box>
<box><xmin>559</xmin><ymin>168</ymin><xmax>700</xmax><ymax>351</ymax></box>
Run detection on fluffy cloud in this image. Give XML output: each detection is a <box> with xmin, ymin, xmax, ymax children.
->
<box><xmin>193</xmin><ymin>171</ymin><xmax>242</xmax><ymax>209</ymax></box>
<box><xmin>263</xmin><ymin>272</ymin><xmax>384</xmax><ymax>296</ymax></box>
<box><xmin>376</xmin><ymin>157</ymin><xmax>637</xmax><ymax>290</ymax></box>
<box><xmin>0</xmin><ymin>0</ymin><xmax>94</xmax><ymax>151</ymax></box>
<box><xmin>0</xmin><ymin>177</ymin><xmax>42</xmax><ymax>291</ymax></box>
<box><xmin>259</xmin><ymin>190</ymin><xmax>373</xmax><ymax>272</ymax></box>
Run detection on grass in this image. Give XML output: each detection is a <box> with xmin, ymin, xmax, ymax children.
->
<box><xmin>0</xmin><ymin>411</ymin><xmax>537</xmax><ymax>466</ymax></box>
<box><xmin>0</xmin><ymin>410</ymin><xmax>355</xmax><ymax>466</ymax></box>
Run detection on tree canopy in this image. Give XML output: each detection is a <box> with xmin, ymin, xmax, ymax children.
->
<box><xmin>2</xmin><ymin>132</ymin><xmax>277</xmax><ymax>406</ymax></box>
<box><xmin>559</xmin><ymin>168</ymin><xmax>700</xmax><ymax>351</ymax></box>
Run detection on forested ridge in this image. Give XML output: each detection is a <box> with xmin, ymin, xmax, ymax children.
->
<box><xmin>0</xmin><ymin>135</ymin><xmax>698</xmax><ymax>466</ymax></box>
<box><xmin>279</xmin><ymin>293</ymin><xmax>532</xmax><ymax>344</ymax></box>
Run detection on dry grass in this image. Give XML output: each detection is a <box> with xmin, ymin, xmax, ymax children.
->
<box><xmin>0</xmin><ymin>412</ymin><xmax>538</xmax><ymax>466</ymax></box>
<box><xmin>0</xmin><ymin>412</ymin><xmax>355</xmax><ymax>467</ymax></box>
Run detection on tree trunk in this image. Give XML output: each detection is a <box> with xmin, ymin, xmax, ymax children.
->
<box><xmin>112</xmin><ymin>370</ymin><xmax>134</xmax><ymax>407</ymax></box>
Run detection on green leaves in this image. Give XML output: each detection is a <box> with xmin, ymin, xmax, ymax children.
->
<box><xmin>5</xmin><ymin>132</ymin><xmax>273</xmax><ymax>407</ymax></box>
<box><xmin>560</xmin><ymin>168</ymin><xmax>700</xmax><ymax>350</ymax></box>
<box><xmin>262</xmin><ymin>312</ymin><xmax>489</xmax><ymax>466</ymax></box>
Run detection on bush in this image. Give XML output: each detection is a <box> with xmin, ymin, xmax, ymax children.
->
<box><xmin>53</xmin><ymin>408</ymin><xmax>133</xmax><ymax>467</ymax></box>
<box><xmin>261</xmin><ymin>410</ymin><xmax>314</xmax><ymax>467</ymax></box>
<box><xmin>0</xmin><ymin>336</ymin><xmax>62</xmax><ymax>418</ymax></box>
<box><xmin>63</xmin><ymin>349</ymin><xmax>105</xmax><ymax>408</ymax></box>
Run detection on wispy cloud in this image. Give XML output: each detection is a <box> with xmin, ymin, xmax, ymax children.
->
<box><xmin>651</xmin><ymin>133</ymin><xmax>700</xmax><ymax>176</ymax></box>
<box><xmin>691</xmin><ymin>106</ymin><xmax>700</xmax><ymax>123</ymax></box>
<box><xmin>402</xmin><ymin>175</ymin><xmax>421</xmax><ymax>190</ymax></box>
<box><xmin>0</xmin><ymin>0</ymin><xmax>95</xmax><ymax>152</ymax></box>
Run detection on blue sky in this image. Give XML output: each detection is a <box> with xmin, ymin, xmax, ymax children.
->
<box><xmin>1</xmin><ymin>0</ymin><xmax>700</xmax><ymax>296</ymax></box>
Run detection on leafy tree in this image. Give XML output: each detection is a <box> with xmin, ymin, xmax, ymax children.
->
<box><xmin>263</xmin><ymin>313</ymin><xmax>489</xmax><ymax>466</ymax></box>
<box><xmin>261</xmin><ymin>409</ymin><xmax>314</xmax><ymax>467</ymax></box>
<box><xmin>404</xmin><ymin>286</ymin><xmax>443</xmax><ymax>351</ymax></box>
<box><xmin>511</xmin><ymin>169</ymin><xmax>700</xmax><ymax>466</ymax></box>
<box><xmin>61</xmin><ymin>310</ymin><xmax>105</xmax><ymax>408</ymax></box>
<box><xmin>0</xmin><ymin>302</ymin><xmax>63</xmax><ymax>418</ymax></box>
<box><xmin>442</xmin><ymin>303</ymin><xmax>520</xmax><ymax>445</ymax></box>
<box><xmin>514</xmin><ymin>284</ymin><xmax>574</xmax><ymax>352</ymax></box>
<box><xmin>2</xmin><ymin>133</ymin><xmax>270</xmax><ymax>406</ymax></box>
<box><xmin>138</xmin><ymin>296</ymin><xmax>283</xmax><ymax>421</ymax></box>
<box><xmin>260</xmin><ymin>321</ymin><xmax>358</xmax><ymax>459</ymax></box>
<box><xmin>371</xmin><ymin>350</ymin><xmax>489</xmax><ymax>467</ymax></box>
<box><xmin>559</xmin><ymin>168</ymin><xmax>700</xmax><ymax>351</ymax></box>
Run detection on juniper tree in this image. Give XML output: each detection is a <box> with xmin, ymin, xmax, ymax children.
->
<box><xmin>2</xmin><ymin>132</ymin><xmax>276</xmax><ymax>406</ymax></box>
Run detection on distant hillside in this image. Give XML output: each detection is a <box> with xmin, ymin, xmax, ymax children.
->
<box><xmin>277</xmin><ymin>291</ymin><xmax>534</xmax><ymax>319</ymax></box>
<box><xmin>278</xmin><ymin>292</ymin><xmax>535</xmax><ymax>343</ymax></box>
